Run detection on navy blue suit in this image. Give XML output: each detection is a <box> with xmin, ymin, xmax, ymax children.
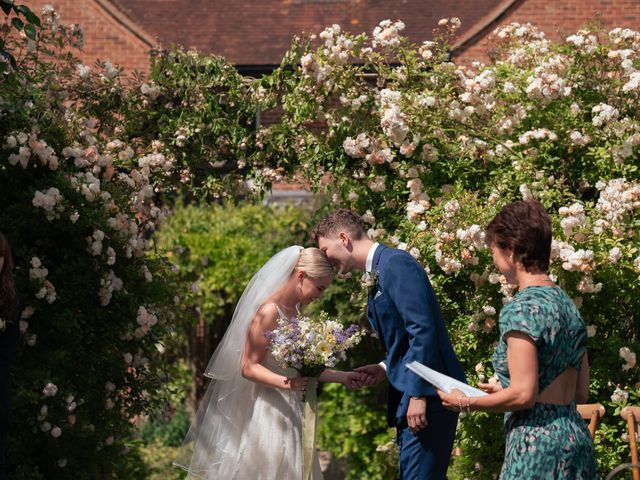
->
<box><xmin>367</xmin><ymin>245</ymin><xmax>465</xmax><ymax>480</ymax></box>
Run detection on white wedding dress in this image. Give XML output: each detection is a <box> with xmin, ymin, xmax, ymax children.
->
<box><xmin>174</xmin><ymin>246</ymin><xmax>323</xmax><ymax>480</ymax></box>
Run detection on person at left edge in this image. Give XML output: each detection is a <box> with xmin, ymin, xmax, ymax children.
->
<box><xmin>0</xmin><ymin>233</ymin><xmax>21</xmax><ymax>480</ymax></box>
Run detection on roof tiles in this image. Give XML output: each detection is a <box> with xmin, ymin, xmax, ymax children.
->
<box><xmin>107</xmin><ymin>0</ymin><xmax>504</xmax><ymax>65</ymax></box>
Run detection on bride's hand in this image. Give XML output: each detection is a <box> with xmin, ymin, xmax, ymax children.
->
<box><xmin>284</xmin><ymin>376</ymin><xmax>309</xmax><ymax>391</ymax></box>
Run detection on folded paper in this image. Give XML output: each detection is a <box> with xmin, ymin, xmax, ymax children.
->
<box><xmin>406</xmin><ymin>361</ymin><xmax>488</xmax><ymax>397</ymax></box>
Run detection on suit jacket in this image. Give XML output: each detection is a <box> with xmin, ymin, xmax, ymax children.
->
<box><xmin>366</xmin><ymin>244</ymin><xmax>465</xmax><ymax>426</ymax></box>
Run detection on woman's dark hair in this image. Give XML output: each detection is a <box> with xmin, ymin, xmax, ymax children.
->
<box><xmin>485</xmin><ymin>201</ymin><xmax>552</xmax><ymax>273</ymax></box>
<box><xmin>0</xmin><ymin>232</ymin><xmax>17</xmax><ymax>319</ymax></box>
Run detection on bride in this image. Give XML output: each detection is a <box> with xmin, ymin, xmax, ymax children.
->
<box><xmin>175</xmin><ymin>246</ymin><xmax>363</xmax><ymax>479</ymax></box>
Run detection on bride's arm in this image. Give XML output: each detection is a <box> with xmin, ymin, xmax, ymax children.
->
<box><xmin>241</xmin><ymin>305</ymin><xmax>307</xmax><ymax>391</ymax></box>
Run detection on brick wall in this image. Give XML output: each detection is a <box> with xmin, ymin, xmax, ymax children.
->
<box><xmin>25</xmin><ymin>0</ymin><xmax>154</xmax><ymax>74</ymax></box>
<box><xmin>22</xmin><ymin>0</ymin><xmax>640</xmax><ymax>75</ymax></box>
<box><xmin>454</xmin><ymin>0</ymin><xmax>640</xmax><ymax>64</ymax></box>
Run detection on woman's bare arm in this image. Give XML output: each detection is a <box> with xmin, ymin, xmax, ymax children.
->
<box><xmin>439</xmin><ymin>332</ymin><xmax>539</xmax><ymax>413</ymax></box>
<box><xmin>241</xmin><ymin>305</ymin><xmax>307</xmax><ymax>391</ymax></box>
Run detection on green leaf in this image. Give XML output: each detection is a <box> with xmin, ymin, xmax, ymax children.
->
<box><xmin>24</xmin><ymin>22</ymin><xmax>36</xmax><ymax>40</ymax></box>
<box><xmin>25</xmin><ymin>10</ymin><xmax>40</xmax><ymax>27</ymax></box>
<box><xmin>15</xmin><ymin>4</ymin><xmax>29</xmax><ymax>15</ymax></box>
<box><xmin>0</xmin><ymin>1</ymin><xmax>13</xmax><ymax>16</ymax></box>
<box><xmin>11</xmin><ymin>16</ymin><xmax>23</xmax><ymax>30</ymax></box>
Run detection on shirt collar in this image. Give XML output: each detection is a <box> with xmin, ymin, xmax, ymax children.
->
<box><xmin>365</xmin><ymin>242</ymin><xmax>380</xmax><ymax>273</ymax></box>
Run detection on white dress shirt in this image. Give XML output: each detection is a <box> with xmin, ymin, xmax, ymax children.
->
<box><xmin>364</xmin><ymin>242</ymin><xmax>387</xmax><ymax>372</ymax></box>
<box><xmin>365</xmin><ymin>242</ymin><xmax>380</xmax><ymax>274</ymax></box>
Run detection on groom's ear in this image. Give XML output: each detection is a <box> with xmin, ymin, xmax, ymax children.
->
<box><xmin>339</xmin><ymin>231</ymin><xmax>351</xmax><ymax>247</ymax></box>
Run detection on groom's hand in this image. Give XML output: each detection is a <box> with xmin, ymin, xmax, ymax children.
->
<box><xmin>354</xmin><ymin>364</ymin><xmax>386</xmax><ymax>387</ymax></box>
<box><xmin>407</xmin><ymin>396</ymin><xmax>427</xmax><ymax>433</ymax></box>
<box><xmin>342</xmin><ymin>371</ymin><xmax>367</xmax><ymax>390</ymax></box>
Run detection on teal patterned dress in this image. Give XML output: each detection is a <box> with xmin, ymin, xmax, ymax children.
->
<box><xmin>492</xmin><ymin>286</ymin><xmax>598</xmax><ymax>480</ymax></box>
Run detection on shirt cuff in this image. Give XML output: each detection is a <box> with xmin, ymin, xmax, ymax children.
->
<box><xmin>378</xmin><ymin>360</ymin><xmax>387</xmax><ymax>372</ymax></box>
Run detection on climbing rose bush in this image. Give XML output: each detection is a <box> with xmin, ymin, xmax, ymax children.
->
<box><xmin>0</xmin><ymin>6</ymin><xmax>187</xmax><ymax>478</ymax></box>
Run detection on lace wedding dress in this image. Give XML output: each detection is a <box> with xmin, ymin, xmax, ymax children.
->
<box><xmin>174</xmin><ymin>247</ymin><xmax>323</xmax><ymax>479</ymax></box>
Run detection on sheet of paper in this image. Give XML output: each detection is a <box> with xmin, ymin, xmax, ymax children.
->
<box><xmin>406</xmin><ymin>361</ymin><xmax>488</xmax><ymax>397</ymax></box>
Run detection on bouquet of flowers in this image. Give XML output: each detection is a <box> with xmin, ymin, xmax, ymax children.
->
<box><xmin>264</xmin><ymin>310</ymin><xmax>363</xmax><ymax>378</ymax></box>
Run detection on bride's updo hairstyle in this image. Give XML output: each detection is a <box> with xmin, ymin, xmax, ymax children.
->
<box><xmin>294</xmin><ymin>247</ymin><xmax>333</xmax><ymax>279</ymax></box>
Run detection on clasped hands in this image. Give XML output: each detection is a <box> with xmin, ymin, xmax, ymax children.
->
<box><xmin>284</xmin><ymin>363</ymin><xmax>387</xmax><ymax>392</ymax></box>
<box><xmin>348</xmin><ymin>363</ymin><xmax>387</xmax><ymax>390</ymax></box>
<box><xmin>287</xmin><ymin>364</ymin><xmax>432</xmax><ymax>434</ymax></box>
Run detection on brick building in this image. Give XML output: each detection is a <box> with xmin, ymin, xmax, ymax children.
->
<box><xmin>23</xmin><ymin>0</ymin><xmax>640</xmax><ymax>75</ymax></box>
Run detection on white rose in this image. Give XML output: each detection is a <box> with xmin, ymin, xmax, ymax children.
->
<box><xmin>43</xmin><ymin>382</ymin><xmax>58</xmax><ymax>397</ymax></box>
<box><xmin>611</xmin><ymin>387</ymin><xmax>629</xmax><ymax>403</ymax></box>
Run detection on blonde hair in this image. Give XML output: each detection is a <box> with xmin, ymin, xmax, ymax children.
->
<box><xmin>294</xmin><ymin>247</ymin><xmax>333</xmax><ymax>279</ymax></box>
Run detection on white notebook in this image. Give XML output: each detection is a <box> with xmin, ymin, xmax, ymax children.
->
<box><xmin>406</xmin><ymin>361</ymin><xmax>488</xmax><ymax>397</ymax></box>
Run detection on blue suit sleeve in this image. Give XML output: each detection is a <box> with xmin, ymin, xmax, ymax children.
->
<box><xmin>384</xmin><ymin>252</ymin><xmax>440</xmax><ymax>396</ymax></box>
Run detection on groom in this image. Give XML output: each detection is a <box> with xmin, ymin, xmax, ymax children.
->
<box><xmin>313</xmin><ymin>209</ymin><xmax>465</xmax><ymax>480</ymax></box>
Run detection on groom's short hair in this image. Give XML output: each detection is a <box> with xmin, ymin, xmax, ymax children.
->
<box><xmin>312</xmin><ymin>209</ymin><xmax>367</xmax><ymax>242</ymax></box>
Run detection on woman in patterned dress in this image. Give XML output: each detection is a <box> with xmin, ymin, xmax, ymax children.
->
<box><xmin>438</xmin><ymin>200</ymin><xmax>598</xmax><ymax>479</ymax></box>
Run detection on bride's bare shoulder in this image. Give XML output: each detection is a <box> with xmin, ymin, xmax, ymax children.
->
<box><xmin>255</xmin><ymin>303</ymin><xmax>279</xmax><ymax>319</ymax></box>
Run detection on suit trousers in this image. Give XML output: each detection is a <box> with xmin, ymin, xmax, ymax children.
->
<box><xmin>396</xmin><ymin>397</ymin><xmax>459</xmax><ymax>480</ymax></box>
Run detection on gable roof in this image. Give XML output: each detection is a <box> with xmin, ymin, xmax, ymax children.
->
<box><xmin>107</xmin><ymin>0</ymin><xmax>506</xmax><ymax>66</ymax></box>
